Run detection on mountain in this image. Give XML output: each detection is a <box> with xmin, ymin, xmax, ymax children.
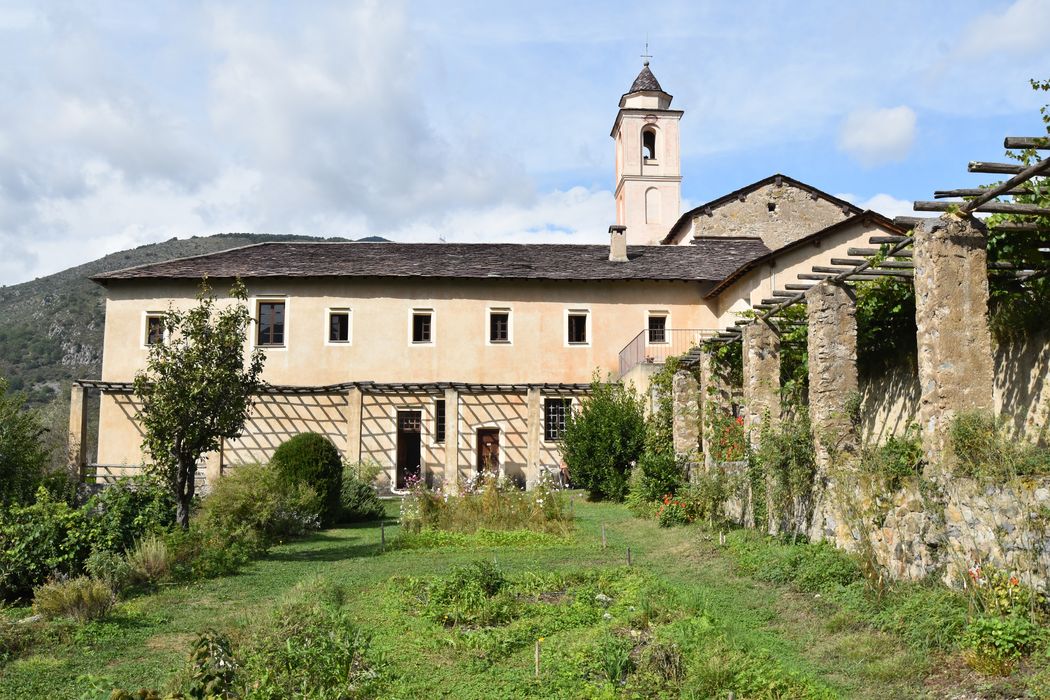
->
<box><xmin>0</xmin><ymin>233</ymin><xmax>381</xmax><ymax>405</ymax></box>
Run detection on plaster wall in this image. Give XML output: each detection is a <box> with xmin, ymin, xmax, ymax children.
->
<box><xmin>713</xmin><ymin>219</ymin><xmax>890</xmax><ymax>327</ymax></box>
<box><xmin>100</xmin><ymin>277</ymin><xmax>713</xmax><ymax>387</ymax></box>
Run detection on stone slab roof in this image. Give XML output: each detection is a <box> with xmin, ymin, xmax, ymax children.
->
<box><xmin>92</xmin><ymin>240</ymin><xmax>772</xmax><ymax>285</ymax></box>
<box><xmin>628</xmin><ymin>64</ymin><xmax>663</xmax><ymax>93</ymax></box>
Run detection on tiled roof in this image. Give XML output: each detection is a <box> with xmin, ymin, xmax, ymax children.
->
<box><xmin>92</xmin><ymin>240</ymin><xmax>772</xmax><ymax>285</ymax></box>
<box><xmin>628</xmin><ymin>64</ymin><xmax>664</xmax><ymax>93</ymax></box>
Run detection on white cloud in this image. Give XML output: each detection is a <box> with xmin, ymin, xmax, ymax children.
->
<box><xmin>837</xmin><ymin>106</ymin><xmax>917</xmax><ymax>167</ymax></box>
<box><xmin>958</xmin><ymin>0</ymin><xmax>1050</xmax><ymax>58</ymax></box>
<box><xmin>837</xmin><ymin>192</ymin><xmax>914</xmax><ymax>220</ymax></box>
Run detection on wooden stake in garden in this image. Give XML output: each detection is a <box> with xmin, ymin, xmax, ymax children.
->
<box><xmin>380</xmin><ymin>521</ymin><xmax>386</xmax><ymax>551</ymax></box>
<box><xmin>535</xmin><ymin>639</ymin><xmax>542</xmax><ymax>677</ymax></box>
<box><xmin>601</xmin><ymin>523</ymin><xmax>607</xmax><ymax>550</ymax></box>
<box><xmin>626</xmin><ymin>547</ymin><xmax>632</xmax><ymax>566</ymax></box>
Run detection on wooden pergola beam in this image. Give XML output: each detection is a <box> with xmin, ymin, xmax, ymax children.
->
<box><xmin>968</xmin><ymin>161</ymin><xmax>1028</xmax><ymax>175</ymax></box>
<box><xmin>871</xmin><ymin>233</ymin><xmax>913</xmax><ymax>244</ymax></box>
<box><xmin>847</xmin><ymin>247</ymin><xmax>913</xmax><ymax>258</ymax></box>
<box><xmin>915</xmin><ymin>200</ymin><xmax>1050</xmax><ymax>217</ymax></box>
<box><xmin>1005</xmin><ymin>137</ymin><xmax>1050</xmax><ymax>150</ymax></box>
<box><xmin>934</xmin><ymin>187</ymin><xmax>1040</xmax><ymax>198</ymax></box>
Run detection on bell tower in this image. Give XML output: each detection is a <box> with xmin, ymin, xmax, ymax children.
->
<box><xmin>611</xmin><ymin>60</ymin><xmax>683</xmax><ymax>245</ymax></box>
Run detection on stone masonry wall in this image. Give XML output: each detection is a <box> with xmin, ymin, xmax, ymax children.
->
<box><xmin>672</xmin><ymin>370</ymin><xmax>701</xmax><ymax>464</ymax></box>
<box><xmin>692</xmin><ymin>182</ymin><xmax>851</xmax><ymax>252</ymax></box>
<box><xmin>913</xmin><ymin>215</ymin><xmax>996</xmax><ymax>473</ymax></box>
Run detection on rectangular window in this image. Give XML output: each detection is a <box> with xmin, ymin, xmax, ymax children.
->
<box><xmin>328</xmin><ymin>310</ymin><xmax>350</xmax><ymax>343</ymax></box>
<box><xmin>257</xmin><ymin>301</ymin><xmax>285</xmax><ymax>346</ymax></box>
<box><xmin>145</xmin><ymin>314</ymin><xmax>165</xmax><ymax>346</ymax></box>
<box><xmin>544</xmin><ymin>398</ymin><xmax>572</xmax><ymax>442</ymax></box>
<box><xmin>412</xmin><ymin>312</ymin><xmax>432</xmax><ymax>343</ymax></box>
<box><xmin>434</xmin><ymin>399</ymin><xmax>446</xmax><ymax>443</ymax></box>
<box><xmin>489</xmin><ymin>311</ymin><xmax>510</xmax><ymax>343</ymax></box>
<box><xmin>567</xmin><ymin>312</ymin><xmax>588</xmax><ymax>345</ymax></box>
<box><xmin>648</xmin><ymin>315</ymin><xmax>667</xmax><ymax>344</ymax></box>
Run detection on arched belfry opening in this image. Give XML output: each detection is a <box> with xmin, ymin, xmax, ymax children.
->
<box><xmin>642</xmin><ymin>128</ymin><xmax>656</xmax><ymax>161</ymax></box>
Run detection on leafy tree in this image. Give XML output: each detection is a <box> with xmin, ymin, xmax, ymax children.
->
<box><xmin>561</xmin><ymin>375</ymin><xmax>646</xmax><ymax>501</ymax></box>
<box><xmin>0</xmin><ymin>377</ymin><xmax>50</xmax><ymax>506</ymax></box>
<box><xmin>133</xmin><ymin>280</ymin><xmax>264</xmax><ymax>529</ymax></box>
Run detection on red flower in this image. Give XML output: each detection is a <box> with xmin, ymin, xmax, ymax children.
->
<box><xmin>1010</xmin><ymin>576</ymin><xmax>1020</xmax><ymax>586</ymax></box>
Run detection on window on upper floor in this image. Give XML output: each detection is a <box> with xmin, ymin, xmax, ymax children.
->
<box><xmin>489</xmin><ymin>309</ymin><xmax>510</xmax><ymax>344</ymax></box>
<box><xmin>544</xmin><ymin>397</ymin><xmax>572</xmax><ymax>442</ymax></box>
<box><xmin>328</xmin><ymin>309</ymin><xmax>350</xmax><ymax>343</ymax></box>
<box><xmin>567</xmin><ymin>310</ymin><xmax>589</xmax><ymax>345</ymax></box>
<box><xmin>257</xmin><ymin>301</ymin><xmax>285</xmax><ymax>346</ymax></box>
<box><xmin>647</xmin><ymin>314</ymin><xmax>668</xmax><ymax>344</ymax></box>
<box><xmin>642</xmin><ymin>128</ymin><xmax>656</xmax><ymax>161</ymax></box>
<box><xmin>412</xmin><ymin>310</ymin><xmax>433</xmax><ymax>344</ymax></box>
<box><xmin>145</xmin><ymin>314</ymin><xmax>165</xmax><ymax>346</ymax></box>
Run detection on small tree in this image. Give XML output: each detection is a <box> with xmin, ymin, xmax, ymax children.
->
<box><xmin>561</xmin><ymin>375</ymin><xmax>646</xmax><ymax>501</ymax></box>
<box><xmin>0</xmin><ymin>377</ymin><xmax>50</xmax><ymax>506</ymax></box>
<box><xmin>133</xmin><ymin>280</ymin><xmax>264</xmax><ymax>529</ymax></box>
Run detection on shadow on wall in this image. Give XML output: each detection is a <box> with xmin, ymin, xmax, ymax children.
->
<box><xmin>859</xmin><ymin>364</ymin><xmax>920</xmax><ymax>445</ymax></box>
<box><xmin>858</xmin><ymin>330</ymin><xmax>1050</xmax><ymax>446</ymax></box>
<box><xmin>996</xmin><ymin>329</ymin><xmax>1050</xmax><ymax>445</ymax></box>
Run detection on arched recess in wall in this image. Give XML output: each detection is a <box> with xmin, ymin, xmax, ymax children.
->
<box><xmin>641</xmin><ymin>126</ymin><xmax>657</xmax><ymax>161</ymax></box>
<box><xmin>645</xmin><ymin>187</ymin><xmax>661</xmax><ymax>224</ymax></box>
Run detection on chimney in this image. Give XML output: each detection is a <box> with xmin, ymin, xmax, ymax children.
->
<box><xmin>608</xmin><ymin>225</ymin><xmax>628</xmax><ymax>262</ymax></box>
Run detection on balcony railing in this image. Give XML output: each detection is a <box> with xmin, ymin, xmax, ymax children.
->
<box><xmin>618</xmin><ymin>328</ymin><xmax>720</xmax><ymax>377</ymax></box>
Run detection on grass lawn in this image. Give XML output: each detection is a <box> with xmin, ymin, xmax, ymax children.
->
<box><xmin>1</xmin><ymin>498</ymin><xmax>940</xmax><ymax>699</ymax></box>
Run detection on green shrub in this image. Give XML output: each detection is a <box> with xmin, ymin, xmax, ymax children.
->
<box><xmin>271</xmin><ymin>433</ymin><xmax>343</xmax><ymax>526</ymax></box>
<box><xmin>950</xmin><ymin>411</ymin><xmax>1050</xmax><ymax>477</ymax></box>
<box><xmin>561</xmin><ymin>378</ymin><xmax>646</xmax><ymax>501</ymax></box>
<box><xmin>0</xmin><ymin>378</ymin><xmax>50</xmax><ymax>507</ymax></box>
<box><xmin>860</xmin><ymin>424</ymin><xmax>924</xmax><ymax>484</ymax></box>
<box><xmin>419</xmin><ymin>560</ymin><xmax>515</xmax><ymax>627</ymax></box>
<box><xmin>239</xmin><ymin>580</ymin><xmax>378</xmax><ymax>698</ymax></box>
<box><xmin>339</xmin><ymin>462</ymin><xmax>385</xmax><ymax>522</ymax></box>
<box><xmin>197</xmin><ymin>462</ymin><xmax>321</xmax><ymax>546</ymax></box>
<box><xmin>126</xmin><ymin>535</ymin><xmax>173</xmax><ymax>585</ymax></box>
<box><xmin>624</xmin><ymin>467</ymin><xmax>658</xmax><ymax>519</ymax></box>
<box><xmin>635</xmin><ymin>449</ymin><xmax>686</xmax><ymax>502</ymax></box>
<box><xmin>872</xmin><ymin>584</ymin><xmax>968</xmax><ymax>651</ymax></box>
<box><xmin>753</xmin><ymin>408</ymin><xmax>816</xmax><ymax>533</ymax></box>
<box><xmin>32</xmin><ymin>576</ymin><xmax>114</xmax><ymax>622</ymax></box>
<box><xmin>963</xmin><ymin>614</ymin><xmax>1046</xmax><ymax>675</ymax></box>
<box><xmin>81</xmin><ymin>475</ymin><xmax>176</xmax><ymax>555</ymax></box>
<box><xmin>0</xmin><ymin>489</ymin><xmax>91</xmax><ymax>599</ymax></box>
<box><xmin>656</xmin><ymin>499</ymin><xmax>690</xmax><ymax>528</ymax></box>
<box><xmin>676</xmin><ymin>471</ymin><xmax>728</xmax><ymax>525</ymax></box>
<box><xmin>84</xmin><ymin>549</ymin><xmax>132</xmax><ymax>594</ymax></box>
<box><xmin>594</xmin><ymin>633</ymin><xmax>635</xmax><ymax>684</ymax></box>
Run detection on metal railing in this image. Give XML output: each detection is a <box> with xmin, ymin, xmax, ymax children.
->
<box><xmin>618</xmin><ymin>329</ymin><xmax>720</xmax><ymax>377</ymax></box>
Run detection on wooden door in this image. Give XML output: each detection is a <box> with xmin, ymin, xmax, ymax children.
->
<box><xmin>396</xmin><ymin>410</ymin><xmax>422</xmax><ymax>489</ymax></box>
<box><xmin>477</xmin><ymin>428</ymin><xmax>499</xmax><ymax>473</ymax></box>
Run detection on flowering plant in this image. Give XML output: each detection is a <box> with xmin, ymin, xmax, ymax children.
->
<box><xmin>656</xmin><ymin>494</ymin><xmax>691</xmax><ymax>527</ymax></box>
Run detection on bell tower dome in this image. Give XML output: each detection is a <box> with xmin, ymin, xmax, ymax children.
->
<box><xmin>611</xmin><ymin>61</ymin><xmax>683</xmax><ymax>245</ymax></box>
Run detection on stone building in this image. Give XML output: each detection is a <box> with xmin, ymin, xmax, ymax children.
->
<box><xmin>73</xmin><ymin>62</ymin><xmax>903</xmax><ymax>491</ymax></box>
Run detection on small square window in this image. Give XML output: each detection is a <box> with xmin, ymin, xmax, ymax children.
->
<box><xmin>544</xmin><ymin>398</ymin><xmax>572</xmax><ymax>441</ymax></box>
<box><xmin>489</xmin><ymin>311</ymin><xmax>510</xmax><ymax>343</ymax></box>
<box><xmin>145</xmin><ymin>315</ymin><xmax>165</xmax><ymax>346</ymax></box>
<box><xmin>257</xmin><ymin>301</ymin><xmax>285</xmax><ymax>346</ymax></box>
<box><xmin>648</xmin><ymin>315</ymin><xmax>667</xmax><ymax>344</ymax></box>
<box><xmin>412</xmin><ymin>312</ymin><xmax>432</xmax><ymax>343</ymax></box>
<box><xmin>567</xmin><ymin>313</ymin><xmax>588</xmax><ymax>344</ymax></box>
<box><xmin>329</xmin><ymin>311</ymin><xmax>350</xmax><ymax>343</ymax></box>
<box><xmin>435</xmin><ymin>399</ymin><xmax>446</xmax><ymax>443</ymax></box>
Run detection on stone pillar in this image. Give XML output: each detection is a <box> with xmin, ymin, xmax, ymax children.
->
<box><xmin>444</xmin><ymin>387</ymin><xmax>460</xmax><ymax>493</ymax></box>
<box><xmin>345</xmin><ymin>386</ymin><xmax>363</xmax><ymax>464</ymax></box>
<box><xmin>742</xmin><ymin>322</ymin><xmax>781</xmax><ymax>443</ymax></box>
<box><xmin>671</xmin><ymin>370</ymin><xmax>701</xmax><ymax>476</ymax></box>
<box><xmin>526</xmin><ymin>387</ymin><xmax>542</xmax><ymax>485</ymax></box>
<box><xmin>699</xmin><ymin>348</ymin><xmax>734</xmax><ymax>471</ymax></box>
<box><xmin>913</xmin><ymin>215</ymin><xmax>995</xmax><ymax>475</ymax></box>
<box><xmin>805</xmin><ymin>281</ymin><xmax>860</xmax><ymax>541</ymax></box>
<box><xmin>68</xmin><ymin>384</ymin><xmax>88</xmax><ymax>475</ymax></box>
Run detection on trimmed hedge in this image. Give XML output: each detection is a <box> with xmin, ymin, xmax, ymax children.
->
<box><xmin>271</xmin><ymin>433</ymin><xmax>343</xmax><ymax>526</ymax></box>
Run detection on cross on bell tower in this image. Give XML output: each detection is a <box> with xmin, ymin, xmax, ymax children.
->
<box><xmin>610</xmin><ymin>53</ymin><xmax>683</xmax><ymax>245</ymax></box>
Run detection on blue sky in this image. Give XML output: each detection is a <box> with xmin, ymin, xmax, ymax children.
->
<box><xmin>0</xmin><ymin>0</ymin><xmax>1048</xmax><ymax>285</ymax></box>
